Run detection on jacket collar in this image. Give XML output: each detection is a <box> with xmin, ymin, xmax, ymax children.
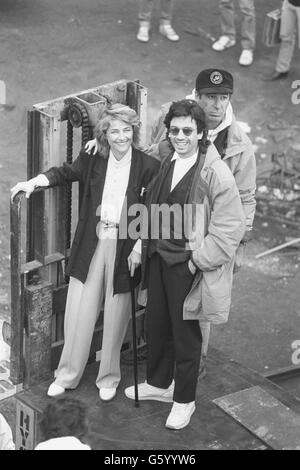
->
<box><xmin>208</xmin><ymin>102</ymin><xmax>233</xmax><ymax>140</ymax></box>
<box><xmin>224</xmin><ymin>115</ymin><xmax>251</xmax><ymax>158</ymax></box>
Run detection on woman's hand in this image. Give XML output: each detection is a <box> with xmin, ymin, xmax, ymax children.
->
<box><xmin>84</xmin><ymin>138</ymin><xmax>98</xmax><ymax>155</ymax></box>
<box><xmin>127</xmin><ymin>249</ymin><xmax>141</xmax><ymax>277</ymax></box>
<box><xmin>10</xmin><ymin>174</ymin><xmax>49</xmax><ymax>202</ymax></box>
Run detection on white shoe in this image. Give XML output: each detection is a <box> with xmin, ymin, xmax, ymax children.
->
<box><xmin>212</xmin><ymin>35</ymin><xmax>236</xmax><ymax>51</ymax></box>
<box><xmin>239</xmin><ymin>49</ymin><xmax>253</xmax><ymax>66</ymax></box>
<box><xmin>165</xmin><ymin>401</ymin><xmax>196</xmax><ymax>430</ymax></box>
<box><xmin>47</xmin><ymin>383</ymin><xmax>65</xmax><ymax>397</ymax></box>
<box><xmin>99</xmin><ymin>387</ymin><xmax>117</xmax><ymax>401</ymax></box>
<box><xmin>137</xmin><ymin>24</ymin><xmax>150</xmax><ymax>43</ymax></box>
<box><xmin>159</xmin><ymin>23</ymin><xmax>180</xmax><ymax>42</ymax></box>
<box><xmin>125</xmin><ymin>380</ymin><xmax>174</xmax><ymax>402</ymax></box>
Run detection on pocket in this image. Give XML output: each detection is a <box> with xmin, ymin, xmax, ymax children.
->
<box><xmin>179</xmin><ymin>260</ymin><xmax>196</xmax><ymax>278</ymax></box>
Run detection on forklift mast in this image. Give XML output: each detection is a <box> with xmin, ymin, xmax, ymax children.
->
<box><xmin>10</xmin><ymin>80</ymin><xmax>147</xmax><ymax>390</ymax></box>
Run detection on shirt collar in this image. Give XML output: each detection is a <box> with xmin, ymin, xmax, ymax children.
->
<box><xmin>171</xmin><ymin>149</ymin><xmax>199</xmax><ymax>162</ymax></box>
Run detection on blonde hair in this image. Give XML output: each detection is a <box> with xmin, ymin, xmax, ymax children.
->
<box><xmin>94</xmin><ymin>103</ymin><xmax>140</xmax><ymax>157</ymax></box>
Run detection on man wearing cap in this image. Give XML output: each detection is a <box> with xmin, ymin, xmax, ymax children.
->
<box><xmin>144</xmin><ymin>68</ymin><xmax>256</xmax><ymax>377</ymax></box>
<box><xmin>147</xmin><ymin>68</ymin><xmax>255</xmax><ymax>246</ymax></box>
<box><xmin>212</xmin><ymin>0</ymin><xmax>256</xmax><ymax>67</ymax></box>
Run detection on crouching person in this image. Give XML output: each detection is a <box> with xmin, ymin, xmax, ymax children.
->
<box><xmin>125</xmin><ymin>99</ymin><xmax>246</xmax><ymax>430</ymax></box>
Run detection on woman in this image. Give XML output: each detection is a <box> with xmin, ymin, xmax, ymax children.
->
<box><xmin>11</xmin><ymin>104</ymin><xmax>159</xmax><ymax>401</ymax></box>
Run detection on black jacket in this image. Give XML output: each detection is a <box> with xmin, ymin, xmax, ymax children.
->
<box><xmin>44</xmin><ymin>147</ymin><xmax>160</xmax><ymax>294</ymax></box>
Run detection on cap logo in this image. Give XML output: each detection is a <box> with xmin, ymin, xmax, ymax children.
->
<box><xmin>210</xmin><ymin>71</ymin><xmax>223</xmax><ymax>85</ymax></box>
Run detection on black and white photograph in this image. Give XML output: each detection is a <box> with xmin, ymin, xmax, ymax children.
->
<box><xmin>0</xmin><ymin>0</ymin><xmax>300</xmax><ymax>453</ymax></box>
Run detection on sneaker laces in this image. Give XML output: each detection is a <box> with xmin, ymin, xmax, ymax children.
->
<box><xmin>162</xmin><ymin>24</ymin><xmax>178</xmax><ymax>36</ymax></box>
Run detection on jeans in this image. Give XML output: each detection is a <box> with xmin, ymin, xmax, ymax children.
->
<box><xmin>138</xmin><ymin>0</ymin><xmax>174</xmax><ymax>23</ymax></box>
<box><xmin>219</xmin><ymin>0</ymin><xmax>256</xmax><ymax>50</ymax></box>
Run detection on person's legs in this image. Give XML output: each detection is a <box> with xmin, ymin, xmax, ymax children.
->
<box><xmin>212</xmin><ymin>0</ymin><xmax>236</xmax><ymax>51</ymax></box>
<box><xmin>163</xmin><ymin>261</ymin><xmax>202</xmax><ymax>404</ymax></box>
<box><xmin>239</xmin><ymin>0</ymin><xmax>256</xmax><ymax>51</ymax></box>
<box><xmin>53</xmin><ymin>241</ymin><xmax>106</xmax><ymax>390</ymax></box>
<box><xmin>96</xmin><ymin>238</ymin><xmax>131</xmax><ymax>391</ymax></box>
<box><xmin>146</xmin><ymin>254</ymin><xmax>175</xmax><ymax>389</ymax></box>
<box><xmin>138</xmin><ymin>0</ymin><xmax>154</xmax><ymax>22</ymax></box>
<box><xmin>276</xmin><ymin>0</ymin><xmax>297</xmax><ymax>73</ymax></box>
<box><xmin>137</xmin><ymin>0</ymin><xmax>154</xmax><ymax>42</ymax></box>
<box><xmin>159</xmin><ymin>0</ymin><xmax>179</xmax><ymax>41</ymax></box>
<box><xmin>160</xmin><ymin>0</ymin><xmax>174</xmax><ymax>22</ymax></box>
<box><xmin>219</xmin><ymin>0</ymin><xmax>236</xmax><ymax>41</ymax></box>
<box><xmin>161</xmin><ymin>260</ymin><xmax>201</xmax><ymax>430</ymax></box>
<box><xmin>296</xmin><ymin>4</ymin><xmax>300</xmax><ymax>49</ymax></box>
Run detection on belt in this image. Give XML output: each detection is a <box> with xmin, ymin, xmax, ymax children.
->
<box><xmin>100</xmin><ymin>220</ymin><xmax>119</xmax><ymax>230</ymax></box>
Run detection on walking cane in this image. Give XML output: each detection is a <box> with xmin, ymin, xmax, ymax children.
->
<box><xmin>129</xmin><ymin>273</ymin><xmax>139</xmax><ymax>407</ymax></box>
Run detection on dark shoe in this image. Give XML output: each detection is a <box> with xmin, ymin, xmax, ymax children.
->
<box><xmin>263</xmin><ymin>71</ymin><xmax>289</xmax><ymax>81</ymax></box>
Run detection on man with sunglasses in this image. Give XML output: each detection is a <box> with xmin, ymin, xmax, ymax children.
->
<box><xmin>124</xmin><ymin>99</ymin><xmax>246</xmax><ymax>430</ymax></box>
<box><xmin>145</xmin><ymin>69</ymin><xmax>256</xmax><ymax>377</ymax></box>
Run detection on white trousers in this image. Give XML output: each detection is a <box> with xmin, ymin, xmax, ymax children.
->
<box><xmin>54</xmin><ymin>234</ymin><xmax>131</xmax><ymax>390</ymax></box>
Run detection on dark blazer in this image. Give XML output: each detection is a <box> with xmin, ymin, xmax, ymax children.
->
<box><xmin>44</xmin><ymin>147</ymin><xmax>160</xmax><ymax>294</ymax></box>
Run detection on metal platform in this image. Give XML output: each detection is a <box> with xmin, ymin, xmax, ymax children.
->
<box><xmin>14</xmin><ymin>348</ymin><xmax>300</xmax><ymax>450</ymax></box>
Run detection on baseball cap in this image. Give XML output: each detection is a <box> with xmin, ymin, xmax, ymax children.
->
<box><xmin>195</xmin><ymin>69</ymin><xmax>234</xmax><ymax>94</ymax></box>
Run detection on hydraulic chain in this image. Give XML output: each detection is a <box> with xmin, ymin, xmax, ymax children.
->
<box><xmin>63</xmin><ymin>98</ymin><xmax>92</xmax><ymax>281</ymax></box>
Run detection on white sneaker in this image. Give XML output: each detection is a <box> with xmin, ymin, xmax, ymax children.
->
<box><xmin>212</xmin><ymin>35</ymin><xmax>236</xmax><ymax>51</ymax></box>
<box><xmin>239</xmin><ymin>49</ymin><xmax>253</xmax><ymax>66</ymax></box>
<box><xmin>165</xmin><ymin>401</ymin><xmax>196</xmax><ymax>430</ymax></box>
<box><xmin>137</xmin><ymin>24</ymin><xmax>150</xmax><ymax>43</ymax></box>
<box><xmin>99</xmin><ymin>387</ymin><xmax>117</xmax><ymax>402</ymax></box>
<box><xmin>159</xmin><ymin>23</ymin><xmax>180</xmax><ymax>42</ymax></box>
<box><xmin>125</xmin><ymin>380</ymin><xmax>174</xmax><ymax>402</ymax></box>
<box><xmin>47</xmin><ymin>383</ymin><xmax>65</xmax><ymax>397</ymax></box>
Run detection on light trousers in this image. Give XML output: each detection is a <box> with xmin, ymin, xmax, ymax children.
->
<box><xmin>276</xmin><ymin>0</ymin><xmax>300</xmax><ymax>73</ymax></box>
<box><xmin>54</xmin><ymin>234</ymin><xmax>131</xmax><ymax>390</ymax></box>
<box><xmin>138</xmin><ymin>0</ymin><xmax>174</xmax><ymax>23</ymax></box>
<box><xmin>219</xmin><ymin>0</ymin><xmax>256</xmax><ymax>50</ymax></box>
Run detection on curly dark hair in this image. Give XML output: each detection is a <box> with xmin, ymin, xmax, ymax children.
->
<box><xmin>39</xmin><ymin>397</ymin><xmax>89</xmax><ymax>441</ymax></box>
<box><xmin>163</xmin><ymin>99</ymin><xmax>210</xmax><ymax>152</ymax></box>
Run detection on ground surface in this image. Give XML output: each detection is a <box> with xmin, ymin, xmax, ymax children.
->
<box><xmin>0</xmin><ymin>0</ymin><xmax>300</xmax><ymax>416</ymax></box>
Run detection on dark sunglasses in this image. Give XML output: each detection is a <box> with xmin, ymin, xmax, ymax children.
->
<box><xmin>169</xmin><ymin>127</ymin><xmax>196</xmax><ymax>137</ymax></box>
